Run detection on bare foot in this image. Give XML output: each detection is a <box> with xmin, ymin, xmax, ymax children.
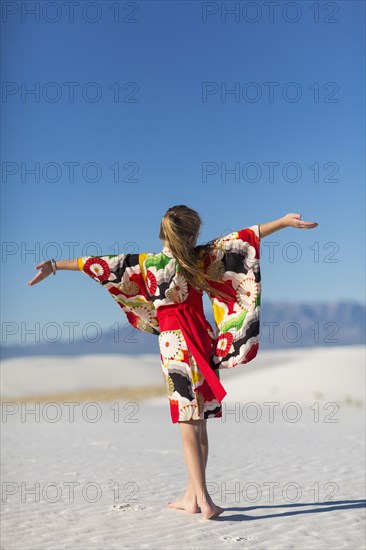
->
<box><xmin>200</xmin><ymin>500</ymin><xmax>225</xmax><ymax>520</ymax></box>
<box><xmin>168</xmin><ymin>495</ymin><xmax>200</xmax><ymax>514</ymax></box>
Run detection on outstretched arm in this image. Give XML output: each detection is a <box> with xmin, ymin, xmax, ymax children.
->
<box><xmin>259</xmin><ymin>213</ymin><xmax>318</xmax><ymax>238</ymax></box>
<box><xmin>27</xmin><ymin>259</ymin><xmax>79</xmax><ymax>286</ymax></box>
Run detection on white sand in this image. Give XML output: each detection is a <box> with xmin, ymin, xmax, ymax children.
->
<box><xmin>1</xmin><ymin>345</ymin><xmax>365</xmax><ymax>549</ymax></box>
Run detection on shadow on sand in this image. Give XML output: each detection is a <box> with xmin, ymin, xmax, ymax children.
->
<box><xmin>213</xmin><ymin>499</ymin><xmax>366</xmax><ymax>521</ymax></box>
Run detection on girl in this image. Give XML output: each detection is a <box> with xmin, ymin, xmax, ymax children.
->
<box><xmin>27</xmin><ymin>206</ymin><xmax>318</xmax><ymax>520</ymax></box>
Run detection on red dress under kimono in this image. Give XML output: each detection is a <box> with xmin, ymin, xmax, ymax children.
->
<box><xmin>77</xmin><ymin>224</ymin><xmax>261</xmax><ymax>423</ymax></box>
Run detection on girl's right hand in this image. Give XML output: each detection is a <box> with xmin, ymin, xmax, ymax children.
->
<box><xmin>283</xmin><ymin>213</ymin><xmax>319</xmax><ymax>230</ymax></box>
<box><xmin>27</xmin><ymin>260</ymin><xmax>54</xmax><ymax>286</ymax></box>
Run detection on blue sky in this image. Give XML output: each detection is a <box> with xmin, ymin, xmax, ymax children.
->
<box><xmin>1</xmin><ymin>0</ymin><xmax>365</xmax><ymax>346</ymax></box>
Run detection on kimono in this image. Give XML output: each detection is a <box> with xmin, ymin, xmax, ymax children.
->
<box><xmin>77</xmin><ymin>224</ymin><xmax>261</xmax><ymax>423</ymax></box>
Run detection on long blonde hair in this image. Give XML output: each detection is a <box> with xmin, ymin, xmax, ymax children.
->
<box><xmin>159</xmin><ymin>204</ymin><xmax>234</xmax><ymax>302</ymax></box>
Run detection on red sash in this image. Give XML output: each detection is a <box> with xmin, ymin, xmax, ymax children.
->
<box><xmin>156</xmin><ymin>303</ymin><xmax>227</xmax><ymax>403</ymax></box>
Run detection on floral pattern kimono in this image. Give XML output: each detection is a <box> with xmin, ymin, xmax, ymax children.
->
<box><xmin>77</xmin><ymin>225</ymin><xmax>261</xmax><ymax>423</ymax></box>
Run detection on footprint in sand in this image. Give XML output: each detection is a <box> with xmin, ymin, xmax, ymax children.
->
<box><xmin>222</xmin><ymin>537</ymin><xmax>246</xmax><ymax>542</ymax></box>
<box><xmin>112</xmin><ymin>503</ymin><xmax>145</xmax><ymax>512</ymax></box>
<box><xmin>222</xmin><ymin>535</ymin><xmax>268</xmax><ymax>543</ymax></box>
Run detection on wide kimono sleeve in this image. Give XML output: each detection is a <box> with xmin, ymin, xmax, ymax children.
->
<box><xmin>77</xmin><ymin>252</ymin><xmax>161</xmax><ymax>336</ymax></box>
<box><xmin>203</xmin><ymin>224</ymin><xmax>261</xmax><ymax>369</ymax></box>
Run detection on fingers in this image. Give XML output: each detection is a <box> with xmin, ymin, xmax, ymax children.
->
<box><xmin>288</xmin><ymin>214</ymin><xmax>319</xmax><ymax>228</ymax></box>
<box><xmin>300</xmin><ymin>221</ymin><xmax>319</xmax><ymax>228</ymax></box>
<box><xmin>27</xmin><ymin>272</ymin><xmax>46</xmax><ymax>286</ymax></box>
<box><xmin>28</xmin><ymin>261</ymin><xmax>52</xmax><ymax>286</ymax></box>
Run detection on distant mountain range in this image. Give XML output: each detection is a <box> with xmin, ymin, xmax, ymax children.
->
<box><xmin>1</xmin><ymin>301</ymin><xmax>364</xmax><ymax>360</ymax></box>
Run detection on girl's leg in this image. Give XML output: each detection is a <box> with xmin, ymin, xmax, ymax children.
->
<box><xmin>168</xmin><ymin>420</ymin><xmax>203</xmax><ymax>513</ymax></box>
<box><xmin>175</xmin><ymin>419</ymin><xmax>223</xmax><ymax>519</ymax></box>
<box><xmin>200</xmin><ymin>419</ymin><xmax>208</xmax><ymax>469</ymax></box>
<box><xmin>180</xmin><ymin>420</ymin><xmax>209</xmax><ymax>505</ymax></box>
